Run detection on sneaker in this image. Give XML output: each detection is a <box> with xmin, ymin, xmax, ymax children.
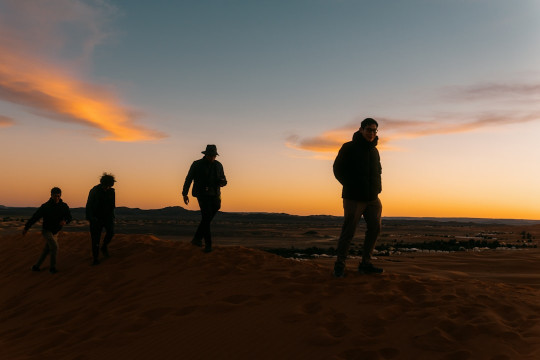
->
<box><xmin>31</xmin><ymin>265</ymin><xmax>41</xmax><ymax>272</ymax></box>
<box><xmin>191</xmin><ymin>239</ymin><xmax>203</xmax><ymax>247</ymax></box>
<box><xmin>49</xmin><ymin>267</ymin><xmax>58</xmax><ymax>274</ymax></box>
<box><xmin>358</xmin><ymin>262</ymin><xmax>384</xmax><ymax>274</ymax></box>
<box><xmin>101</xmin><ymin>246</ymin><xmax>110</xmax><ymax>258</ymax></box>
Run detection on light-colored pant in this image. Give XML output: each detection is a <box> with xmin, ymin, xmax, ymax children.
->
<box><xmin>335</xmin><ymin>198</ymin><xmax>382</xmax><ymax>267</ymax></box>
<box><xmin>35</xmin><ymin>230</ymin><xmax>58</xmax><ymax>269</ymax></box>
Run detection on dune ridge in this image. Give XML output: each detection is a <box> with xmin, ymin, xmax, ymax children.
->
<box><xmin>1</xmin><ymin>232</ymin><xmax>539</xmax><ymax>360</ymax></box>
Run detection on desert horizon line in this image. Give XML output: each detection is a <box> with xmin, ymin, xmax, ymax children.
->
<box><xmin>1</xmin><ymin>204</ymin><xmax>539</xmax><ymax>222</ymax></box>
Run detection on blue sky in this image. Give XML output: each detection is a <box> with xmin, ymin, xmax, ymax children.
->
<box><xmin>1</xmin><ymin>0</ymin><xmax>540</xmax><ymax>218</ymax></box>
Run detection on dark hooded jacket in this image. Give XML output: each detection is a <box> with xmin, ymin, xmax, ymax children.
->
<box><xmin>333</xmin><ymin>130</ymin><xmax>382</xmax><ymax>201</ymax></box>
<box><xmin>86</xmin><ymin>185</ymin><xmax>116</xmax><ymax>221</ymax></box>
<box><xmin>182</xmin><ymin>157</ymin><xmax>227</xmax><ymax>198</ymax></box>
<box><xmin>24</xmin><ymin>198</ymin><xmax>72</xmax><ymax>235</ymax></box>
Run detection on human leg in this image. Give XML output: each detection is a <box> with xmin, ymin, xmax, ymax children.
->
<box><xmin>34</xmin><ymin>232</ymin><xmax>51</xmax><ymax>269</ymax></box>
<box><xmin>90</xmin><ymin>221</ymin><xmax>103</xmax><ymax>264</ymax></box>
<box><xmin>334</xmin><ymin>199</ymin><xmax>365</xmax><ymax>275</ymax></box>
<box><xmin>361</xmin><ymin>198</ymin><xmax>382</xmax><ymax>264</ymax></box>
<box><xmin>197</xmin><ymin>196</ymin><xmax>221</xmax><ymax>251</ymax></box>
<box><xmin>192</xmin><ymin>197</ymin><xmax>207</xmax><ymax>246</ymax></box>
<box><xmin>101</xmin><ymin>218</ymin><xmax>114</xmax><ymax>257</ymax></box>
<box><xmin>204</xmin><ymin>196</ymin><xmax>221</xmax><ymax>251</ymax></box>
<box><xmin>42</xmin><ymin>231</ymin><xmax>58</xmax><ymax>270</ymax></box>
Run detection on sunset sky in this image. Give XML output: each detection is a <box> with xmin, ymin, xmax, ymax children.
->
<box><xmin>1</xmin><ymin>0</ymin><xmax>539</xmax><ymax>219</ymax></box>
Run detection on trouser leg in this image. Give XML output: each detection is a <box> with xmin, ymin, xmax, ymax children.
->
<box><xmin>37</xmin><ymin>231</ymin><xmax>58</xmax><ymax>268</ymax></box>
<box><xmin>335</xmin><ymin>199</ymin><xmax>365</xmax><ymax>268</ymax></box>
<box><xmin>36</xmin><ymin>233</ymin><xmax>50</xmax><ymax>268</ymax></box>
<box><xmin>102</xmin><ymin>218</ymin><xmax>115</xmax><ymax>249</ymax></box>
<box><xmin>362</xmin><ymin>198</ymin><xmax>382</xmax><ymax>264</ymax></box>
<box><xmin>196</xmin><ymin>196</ymin><xmax>221</xmax><ymax>249</ymax></box>
<box><xmin>90</xmin><ymin>221</ymin><xmax>102</xmax><ymax>261</ymax></box>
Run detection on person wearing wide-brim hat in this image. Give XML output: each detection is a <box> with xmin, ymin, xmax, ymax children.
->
<box><xmin>182</xmin><ymin>144</ymin><xmax>227</xmax><ymax>252</ymax></box>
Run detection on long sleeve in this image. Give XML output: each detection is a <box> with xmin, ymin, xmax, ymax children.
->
<box><xmin>64</xmin><ymin>205</ymin><xmax>73</xmax><ymax>224</ymax></box>
<box><xmin>24</xmin><ymin>205</ymin><xmax>44</xmax><ymax>231</ymax></box>
<box><xmin>85</xmin><ymin>188</ymin><xmax>96</xmax><ymax>221</ymax></box>
<box><xmin>182</xmin><ymin>162</ymin><xmax>195</xmax><ymax>196</ymax></box>
<box><xmin>333</xmin><ymin>145</ymin><xmax>347</xmax><ymax>185</ymax></box>
<box><xmin>218</xmin><ymin>163</ymin><xmax>227</xmax><ymax>187</ymax></box>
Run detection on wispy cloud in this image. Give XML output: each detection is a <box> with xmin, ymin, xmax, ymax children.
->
<box><xmin>288</xmin><ymin>107</ymin><xmax>540</xmax><ymax>156</ymax></box>
<box><xmin>444</xmin><ymin>82</ymin><xmax>540</xmax><ymax>102</ymax></box>
<box><xmin>0</xmin><ymin>0</ymin><xmax>165</xmax><ymax>141</ymax></box>
<box><xmin>288</xmin><ymin>80</ymin><xmax>540</xmax><ymax>157</ymax></box>
<box><xmin>0</xmin><ymin>115</ymin><xmax>15</xmax><ymax>128</ymax></box>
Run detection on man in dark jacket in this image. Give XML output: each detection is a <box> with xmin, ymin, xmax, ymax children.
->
<box><xmin>23</xmin><ymin>187</ymin><xmax>72</xmax><ymax>274</ymax></box>
<box><xmin>333</xmin><ymin>118</ymin><xmax>383</xmax><ymax>277</ymax></box>
<box><xmin>182</xmin><ymin>144</ymin><xmax>227</xmax><ymax>253</ymax></box>
<box><xmin>86</xmin><ymin>173</ymin><xmax>116</xmax><ymax>265</ymax></box>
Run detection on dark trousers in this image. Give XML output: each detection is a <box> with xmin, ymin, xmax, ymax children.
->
<box><xmin>90</xmin><ymin>218</ymin><xmax>114</xmax><ymax>261</ymax></box>
<box><xmin>335</xmin><ymin>198</ymin><xmax>382</xmax><ymax>268</ymax></box>
<box><xmin>194</xmin><ymin>196</ymin><xmax>221</xmax><ymax>249</ymax></box>
<box><xmin>35</xmin><ymin>230</ymin><xmax>58</xmax><ymax>269</ymax></box>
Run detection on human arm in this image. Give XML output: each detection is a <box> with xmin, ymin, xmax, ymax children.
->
<box><xmin>63</xmin><ymin>204</ymin><xmax>73</xmax><ymax>226</ymax></box>
<box><xmin>333</xmin><ymin>145</ymin><xmax>348</xmax><ymax>185</ymax></box>
<box><xmin>218</xmin><ymin>162</ymin><xmax>227</xmax><ymax>187</ymax></box>
<box><xmin>22</xmin><ymin>206</ymin><xmax>44</xmax><ymax>235</ymax></box>
<box><xmin>181</xmin><ymin>162</ymin><xmax>196</xmax><ymax>200</ymax></box>
<box><xmin>85</xmin><ymin>188</ymin><xmax>97</xmax><ymax>221</ymax></box>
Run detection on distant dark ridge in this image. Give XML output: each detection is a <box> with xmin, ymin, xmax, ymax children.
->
<box><xmin>1</xmin><ymin>206</ymin><xmax>539</xmax><ymax>225</ymax></box>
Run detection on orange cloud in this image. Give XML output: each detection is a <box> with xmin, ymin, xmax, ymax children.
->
<box><xmin>0</xmin><ymin>0</ymin><xmax>165</xmax><ymax>142</ymax></box>
<box><xmin>0</xmin><ymin>115</ymin><xmax>15</xmax><ymax>128</ymax></box>
<box><xmin>287</xmin><ymin>112</ymin><xmax>540</xmax><ymax>155</ymax></box>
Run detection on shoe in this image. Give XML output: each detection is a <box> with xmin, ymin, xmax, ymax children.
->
<box><xmin>358</xmin><ymin>262</ymin><xmax>384</xmax><ymax>274</ymax></box>
<box><xmin>101</xmin><ymin>246</ymin><xmax>110</xmax><ymax>258</ymax></box>
<box><xmin>92</xmin><ymin>259</ymin><xmax>100</xmax><ymax>266</ymax></box>
<box><xmin>203</xmin><ymin>247</ymin><xmax>212</xmax><ymax>253</ymax></box>
<box><xmin>191</xmin><ymin>239</ymin><xmax>203</xmax><ymax>247</ymax></box>
<box><xmin>333</xmin><ymin>264</ymin><xmax>345</xmax><ymax>278</ymax></box>
<box><xmin>49</xmin><ymin>267</ymin><xmax>58</xmax><ymax>274</ymax></box>
<box><xmin>31</xmin><ymin>265</ymin><xmax>41</xmax><ymax>272</ymax></box>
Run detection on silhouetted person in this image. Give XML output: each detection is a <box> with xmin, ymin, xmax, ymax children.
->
<box><xmin>86</xmin><ymin>173</ymin><xmax>116</xmax><ymax>265</ymax></box>
<box><xmin>22</xmin><ymin>187</ymin><xmax>72</xmax><ymax>274</ymax></box>
<box><xmin>333</xmin><ymin>118</ymin><xmax>383</xmax><ymax>277</ymax></box>
<box><xmin>182</xmin><ymin>144</ymin><xmax>227</xmax><ymax>253</ymax></box>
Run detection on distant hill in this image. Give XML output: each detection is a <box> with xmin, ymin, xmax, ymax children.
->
<box><xmin>1</xmin><ymin>205</ymin><xmax>539</xmax><ymax>225</ymax></box>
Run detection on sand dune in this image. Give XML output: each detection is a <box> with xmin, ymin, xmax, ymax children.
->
<box><xmin>1</xmin><ymin>232</ymin><xmax>539</xmax><ymax>360</ymax></box>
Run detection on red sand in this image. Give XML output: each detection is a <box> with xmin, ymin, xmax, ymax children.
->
<box><xmin>2</xmin><ymin>233</ymin><xmax>539</xmax><ymax>360</ymax></box>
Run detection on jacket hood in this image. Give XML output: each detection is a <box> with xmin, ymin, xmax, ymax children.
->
<box><xmin>352</xmin><ymin>130</ymin><xmax>378</xmax><ymax>147</ymax></box>
<box><xmin>47</xmin><ymin>198</ymin><xmax>64</xmax><ymax>205</ymax></box>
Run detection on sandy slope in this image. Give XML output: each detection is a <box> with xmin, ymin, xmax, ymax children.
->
<box><xmin>1</xmin><ymin>233</ymin><xmax>539</xmax><ymax>360</ymax></box>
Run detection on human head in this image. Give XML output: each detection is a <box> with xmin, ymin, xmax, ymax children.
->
<box><xmin>360</xmin><ymin>118</ymin><xmax>378</xmax><ymax>130</ymax></box>
<box><xmin>202</xmin><ymin>144</ymin><xmax>219</xmax><ymax>161</ymax></box>
<box><xmin>202</xmin><ymin>144</ymin><xmax>219</xmax><ymax>156</ymax></box>
<box><xmin>100</xmin><ymin>173</ymin><xmax>116</xmax><ymax>189</ymax></box>
<box><xmin>360</xmin><ymin>117</ymin><xmax>378</xmax><ymax>142</ymax></box>
<box><xmin>50</xmin><ymin>187</ymin><xmax>62</xmax><ymax>203</ymax></box>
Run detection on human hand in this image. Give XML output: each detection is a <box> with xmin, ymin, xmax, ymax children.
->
<box><xmin>183</xmin><ymin>195</ymin><xmax>189</xmax><ymax>205</ymax></box>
